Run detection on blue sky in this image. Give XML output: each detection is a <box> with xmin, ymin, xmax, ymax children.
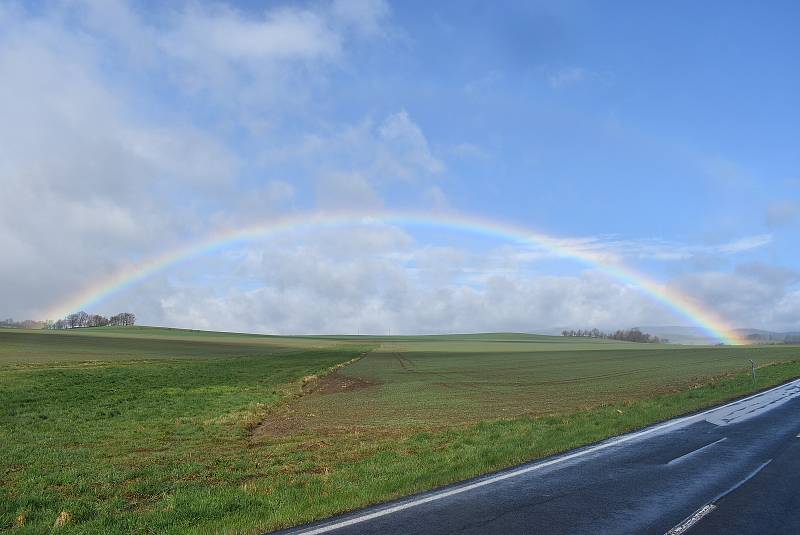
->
<box><xmin>1</xmin><ymin>0</ymin><xmax>798</xmax><ymax>334</ymax></box>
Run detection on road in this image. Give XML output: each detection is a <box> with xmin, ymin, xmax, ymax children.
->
<box><xmin>274</xmin><ymin>378</ymin><xmax>800</xmax><ymax>535</ymax></box>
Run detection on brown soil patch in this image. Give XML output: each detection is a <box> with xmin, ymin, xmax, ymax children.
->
<box><xmin>252</xmin><ymin>371</ymin><xmax>381</xmax><ymax>440</ymax></box>
<box><xmin>252</xmin><ymin>412</ymin><xmax>307</xmax><ymax>440</ymax></box>
<box><xmin>302</xmin><ymin>371</ymin><xmax>380</xmax><ymax>395</ymax></box>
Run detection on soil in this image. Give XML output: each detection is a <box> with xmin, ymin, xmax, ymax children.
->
<box><xmin>302</xmin><ymin>371</ymin><xmax>379</xmax><ymax>395</ymax></box>
<box><xmin>251</xmin><ymin>371</ymin><xmax>381</xmax><ymax>440</ymax></box>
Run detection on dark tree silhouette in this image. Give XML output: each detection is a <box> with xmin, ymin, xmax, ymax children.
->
<box><xmin>560</xmin><ymin>327</ymin><xmax>667</xmax><ymax>344</ymax></box>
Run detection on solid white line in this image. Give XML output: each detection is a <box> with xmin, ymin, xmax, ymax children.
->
<box><xmin>289</xmin><ymin>379</ymin><xmax>800</xmax><ymax>535</ymax></box>
<box><xmin>666</xmin><ymin>437</ymin><xmax>727</xmax><ymax>466</ymax></box>
<box><xmin>665</xmin><ymin>504</ymin><xmax>717</xmax><ymax>535</ymax></box>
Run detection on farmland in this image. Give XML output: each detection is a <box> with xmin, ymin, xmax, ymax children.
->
<box><xmin>2</xmin><ymin>327</ymin><xmax>800</xmax><ymax>533</ymax></box>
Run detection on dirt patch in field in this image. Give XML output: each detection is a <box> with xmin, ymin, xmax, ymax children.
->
<box><xmin>302</xmin><ymin>371</ymin><xmax>380</xmax><ymax>395</ymax></box>
<box><xmin>252</xmin><ymin>371</ymin><xmax>381</xmax><ymax>440</ymax></box>
<box><xmin>251</xmin><ymin>413</ymin><xmax>302</xmax><ymax>440</ymax></box>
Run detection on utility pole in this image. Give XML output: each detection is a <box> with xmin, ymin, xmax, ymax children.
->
<box><xmin>749</xmin><ymin>359</ymin><xmax>756</xmax><ymax>383</ymax></box>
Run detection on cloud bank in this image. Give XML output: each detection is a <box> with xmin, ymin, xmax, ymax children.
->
<box><xmin>1</xmin><ymin>1</ymin><xmax>796</xmax><ymax>335</ymax></box>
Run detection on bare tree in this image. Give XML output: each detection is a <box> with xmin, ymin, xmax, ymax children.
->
<box><xmin>561</xmin><ymin>327</ymin><xmax>667</xmax><ymax>343</ymax></box>
<box><xmin>88</xmin><ymin>314</ymin><xmax>109</xmax><ymax>327</ymax></box>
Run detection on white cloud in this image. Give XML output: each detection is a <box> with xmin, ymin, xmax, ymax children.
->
<box><xmin>547</xmin><ymin>66</ymin><xmax>615</xmax><ymax>90</ymax></box>
<box><xmin>0</xmin><ymin>0</ymin><xmax>391</xmax><ymax>319</ymax></box>
<box><xmin>147</xmin><ymin>238</ymin><xmax>800</xmax><ymax>334</ymax></box>
<box><xmin>121</xmin><ymin>126</ymin><xmax>239</xmax><ymax>188</ymax></box>
<box><xmin>331</xmin><ymin>0</ymin><xmax>390</xmax><ymax>38</ymax></box>
<box><xmin>38</xmin><ymin>217</ymin><xmax>797</xmax><ymax>334</ymax></box>
<box><xmin>262</xmin><ymin>180</ymin><xmax>296</xmax><ymax>205</ymax></box>
<box><xmin>0</xmin><ymin>8</ymin><xmax>202</xmax><ymax>317</ymax></box>
<box><xmin>701</xmin><ymin>157</ymin><xmax>755</xmax><ymax>188</ymax></box>
<box><xmin>715</xmin><ymin>234</ymin><xmax>773</xmax><ymax>254</ymax></box>
<box><xmin>377</xmin><ymin>110</ymin><xmax>445</xmax><ymax>179</ymax></box>
<box><xmin>773</xmin><ymin>289</ymin><xmax>800</xmax><ymax>330</ymax></box>
<box><xmin>259</xmin><ymin>109</ymin><xmax>446</xmax><ymax>209</ymax></box>
<box><xmin>765</xmin><ymin>200</ymin><xmax>800</xmax><ymax>228</ymax></box>
<box><xmin>449</xmin><ymin>142</ymin><xmax>488</xmax><ymax>159</ymax></box>
<box><xmin>463</xmin><ymin>70</ymin><xmax>502</xmax><ymax>95</ymax></box>
<box><xmin>421</xmin><ymin>185</ymin><xmax>450</xmax><ymax>211</ymax></box>
<box><xmin>213</xmin><ymin>180</ymin><xmax>297</xmax><ymax>227</ymax></box>
<box><xmin>65</xmin><ymin>0</ymin><xmax>390</xmax><ymax>121</ymax></box>
<box><xmin>671</xmin><ymin>263</ymin><xmax>800</xmax><ymax>332</ymax></box>
<box><xmin>2</xmin><ymin>1</ymin><xmax>794</xmax><ymax>338</ymax></box>
<box><xmin>151</xmin><ymin>232</ymin><xmax>677</xmax><ymax>335</ymax></box>
<box><xmin>548</xmin><ymin>67</ymin><xmax>585</xmax><ymax>89</ymax></box>
<box><xmin>316</xmin><ymin>171</ymin><xmax>384</xmax><ymax>209</ymax></box>
<box><xmin>168</xmin><ymin>6</ymin><xmax>340</xmax><ymax>62</ymax></box>
<box><xmin>506</xmin><ymin>233</ymin><xmax>773</xmax><ymax>264</ymax></box>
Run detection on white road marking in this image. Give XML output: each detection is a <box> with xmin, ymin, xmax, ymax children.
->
<box><xmin>664</xmin><ymin>459</ymin><xmax>773</xmax><ymax>535</ymax></box>
<box><xmin>667</xmin><ymin>437</ymin><xmax>727</xmax><ymax>466</ymax></box>
<box><xmin>289</xmin><ymin>379</ymin><xmax>800</xmax><ymax>535</ymax></box>
<box><xmin>665</xmin><ymin>504</ymin><xmax>716</xmax><ymax>535</ymax></box>
<box><xmin>712</xmin><ymin>459</ymin><xmax>772</xmax><ymax>503</ymax></box>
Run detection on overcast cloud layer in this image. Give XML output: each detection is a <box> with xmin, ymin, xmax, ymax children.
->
<box><xmin>1</xmin><ymin>1</ymin><xmax>798</xmax><ymax>334</ymax></box>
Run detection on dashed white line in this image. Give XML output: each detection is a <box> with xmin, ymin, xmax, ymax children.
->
<box><xmin>663</xmin><ymin>459</ymin><xmax>773</xmax><ymax>535</ymax></box>
<box><xmin>712</xmin><ymin>459</ymin><xmax>773</xmax><ymax>503</ymax></box>
<box><xmin>667</xmin><ymin>437</ymin><xmax>727</xmax><ymax>466</ymax></box>
<box><xmin>665</xmin><ymin>504</ymin><xmax>716</xmax><ymax>535</ymax></box>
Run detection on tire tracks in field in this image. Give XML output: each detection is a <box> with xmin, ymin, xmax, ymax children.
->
<box><xmin>395</xmin><ymin>353</ymin><xmax>416</xmax><ymax>372</ymax></box>
<box><xmin>392</xmin><ymin>352</ymin><xmax>497</xmax><ymax>394</ymax></box>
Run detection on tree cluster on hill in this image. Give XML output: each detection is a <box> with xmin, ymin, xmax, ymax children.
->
<box><xmin>561</xmin><ymin>327</ymin><xmax>668</xmax><ymax>344</ymax></box>
<box><xmin>48</xmin><ymin>311</ymin><xmax>136</xmax><ymax>329</ymax></box>
<box><xmin>0</xmin><ymin>318</ymin><xmax>47</xmax><ymax>329</ymax></box>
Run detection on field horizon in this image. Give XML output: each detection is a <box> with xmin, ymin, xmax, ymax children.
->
<box><xmin>3</xmin><ymin>323</ymin><xmax>789</xmax><ymax>345</ymax></box>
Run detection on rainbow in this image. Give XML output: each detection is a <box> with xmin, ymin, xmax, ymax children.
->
<box><xmin>43</xmin><ymin>210</ymin><xmax>747</xmax><ymax>345</ymax></box>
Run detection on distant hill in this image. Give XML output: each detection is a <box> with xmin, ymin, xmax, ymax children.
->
<box><xmin>639</xmin><ymin>326</ymin><xmax>800</xmax><ymax>345</ymax></box>
<box><xmin>734</xmin><ymin>328</ymin><xmax>800</xmax><ymax>344</ymax></box>
<box><xmin>636</xmin><ymin>326</ymin><xmax>723</xmax><ymax>345</ymax></box>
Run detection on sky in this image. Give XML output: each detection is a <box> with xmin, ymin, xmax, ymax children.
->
<box><xmin>1</xmin><ymin>0</ymin><xmax>799</xmax><ymax>335</ymax></box>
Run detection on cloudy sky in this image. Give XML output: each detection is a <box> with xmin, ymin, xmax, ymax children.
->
<box><xmin>2</xmin><ymin>0</ymin><xmax>798</xmax><ymax>334</ymax></box>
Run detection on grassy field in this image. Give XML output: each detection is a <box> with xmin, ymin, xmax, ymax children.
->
<box><xmin>2</xmin><ymin>327</ymin><xmax>800</xmax><ymax>533</ymax></box>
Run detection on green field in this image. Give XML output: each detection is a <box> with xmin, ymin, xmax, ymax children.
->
<box><xmin>2</xmin><ymin>327</ymin><xmax>800</xmax><ymax>534</ymax></box>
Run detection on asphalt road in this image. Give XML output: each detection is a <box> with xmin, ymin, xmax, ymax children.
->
<box><xmin>275</xmin><ymin>378</ymin><xmax>800</xmax><ymax>535</ymax></box>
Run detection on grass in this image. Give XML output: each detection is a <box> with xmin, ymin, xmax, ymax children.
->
<box><xmin>1</xmin><ymin>327</ymin><xmax>799</xmax><ymax>533</ymax></box>
<box><xmin>277</xmin><ymin>341</ymin><xmax>800</xmax><ymax>431</ymax></box>
<box><xmin>0</xmin><ymin>327</ymin><xmax>346</xmax><ymax>364</ymax></box>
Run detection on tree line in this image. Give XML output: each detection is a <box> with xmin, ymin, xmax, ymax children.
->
<box><xmin>2</xmin><ymin>312</ymin><xmax>136</xmax><ymax>330</ymax></box>
<box><xmin>0</xmin><ymin>318</ymin><xmax>47</xmax><ymax>329</ymax></box>
<box><xmin>561</xmin><ymin>327</ymin><xmax>668</xmax><ymax>344</ymax></box>
<box><xmin>48</xmin><ymin>311</ymin><xmax>136</xmax><ymax>329</ymax></box>
<box><xmin>746</xmin><ymin>332</ymin><xmax>800</xmax><ymax>344</ymax></box>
